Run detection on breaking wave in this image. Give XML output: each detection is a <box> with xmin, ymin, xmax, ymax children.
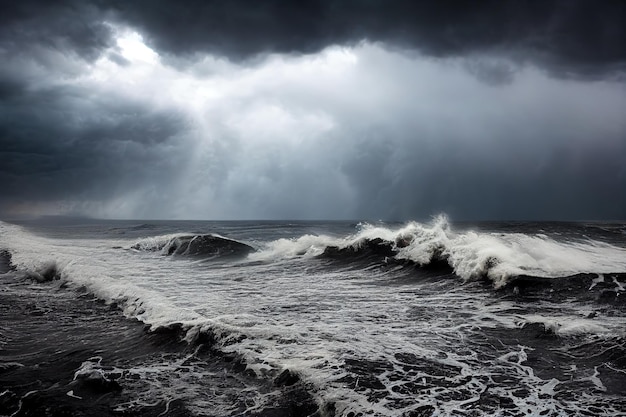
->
<box><xmin>250</xmin><ymin>215</ymin><xmax>626</xmax><ymax>288</ymax></box>
<box><xmin>2</xmin><ymin>218</ymin><xmax>626</xmax><ymax>416</ymax></box>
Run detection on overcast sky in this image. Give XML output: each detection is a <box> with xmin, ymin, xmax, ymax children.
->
<box><xmin>1</xmin><ymin>0</ymin><xmax>624</xmax><ymax>220</ymax></box>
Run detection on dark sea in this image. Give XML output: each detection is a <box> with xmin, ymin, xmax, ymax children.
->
<box><xmin>1</xmin><ymin>217</ymin><xmax>625</xmax><ymax>417</ymax></box>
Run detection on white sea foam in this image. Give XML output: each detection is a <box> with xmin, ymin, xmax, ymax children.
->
<box><xmin>0</xmin><ymin>222</ymin><xmax>201</xmax><ymax>329</ymax></box>
<box><xmin>247</xmin><ymin>233</ymin><xmax>341</xmax><ymax>261</ymax></box>
<box><xmin>250</xmin><ymin>215</ymin><xmax>626</xmax><ymax>287</ymax></box>
<box><xmin>521</xmin><ymin>315</ymin><xmax>613</xmax><ymax>337</ymax></box>
<box><xmin>130</xmin><ymin>233</ymin><xmax>186</xmax><ymax>252</ymax></box>
<box><xmin>1</xmin><ymin>219</ymin><xmax>625</xmax><ymax>417</ymax></box>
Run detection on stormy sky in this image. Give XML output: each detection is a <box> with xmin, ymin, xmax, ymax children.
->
<box><xmin>1</xmin><ymin>1</ymin><xmax>624</xmax><ymax>220</ymax></box>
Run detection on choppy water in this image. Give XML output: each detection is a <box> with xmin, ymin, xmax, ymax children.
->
<box><xmin>1</xmin><ymin>217</ymin><xmax>625</xmax><ymax>416</ymax></box>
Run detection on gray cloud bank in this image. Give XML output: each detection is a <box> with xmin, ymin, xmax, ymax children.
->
<box><xmin>0</xmin><ymin>1</ymin><xmax>625</xmax><ymax>220</ymax></box>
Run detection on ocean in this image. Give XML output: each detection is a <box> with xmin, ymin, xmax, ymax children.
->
<box><xmin>0</xmin><ymin>217</ymin><xmax>625</xmax><ymax>417</ymax></box>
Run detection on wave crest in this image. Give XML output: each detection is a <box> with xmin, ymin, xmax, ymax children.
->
<box><xmin>131</xmin><ymin>234</ymin><xmax>255</xmax><ymax>258</ymax></box>
<box><xmin>251</xmin><ymin>216</ymin><xmax>626</xmax><ymax>287</ymax></box>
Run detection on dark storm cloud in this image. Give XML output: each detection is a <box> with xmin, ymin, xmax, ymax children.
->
<box><xmin>0</xmin><ymin>0</ymin><xmax>114</xmax><ymax>61</ymax></box>
<box><xmin>0</xmin><ymin>0</ymin><xmax>624</xmax><ymax>220</ymax></box>
<box><xmin>106</xmin><ymin>0</ymin><xmax>626</xmax><ymax>78</ymax></box>
<box><xmin>0</xmin><ymin>81</ymin><xmax>190</xmax><ymax>215</ymax></box>
<box><xmin>2</xmin><ymin>0</ymin><xmax>623</xmax><ymax>77</ymax></box>
<box><xmin>0</xmin><ymin>0</ymin><xmax>187</xmax><ymax>217</ymax></box>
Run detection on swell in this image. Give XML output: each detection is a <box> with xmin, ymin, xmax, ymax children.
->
<box><xmin>0</xmin><ymin>254</ymin><xmax>321</xmax><ymax>416</ymax></box>
<box><xmin>3</xmin><ymin>218</ymin><xmax>626</xmax><ymax>416</ymax></box>
<box><xmin>316</xmin><ymin>242</ymin><xmax>626</xmax><ymax>306</ymax></box>
<box><xmin>9</xmin><ymin>255</ymin><xmax>622</xmax><ymax>416</ymax></box>
<box><xmin>131</xmin><ymin>233</ymin><xmax>255</xmax><ymax>259</ymax></box>
<box><xmin>246</xmin><ymin>216</ymin><xmax>626</xmax><ymax>286</ymax></box>
<box><xmin>0</xmin><ymin>244</ymin><xmax>336</xmax><ymax>415</ymax></box>
<box><xmin>125</xmin><ymin>217</ymin><xmax>626</xmax><ymax>290</ymax></box>
<box><xmin>0</xmin><ymin>263</ymin><xmax>189</xmax><ymax>416</ymax></box>
<box><xmin>499</xmin><ymin>272</ymin><xmax>626</xmax><ymax>305</ymax></box>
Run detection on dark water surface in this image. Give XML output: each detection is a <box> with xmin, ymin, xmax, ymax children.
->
<box><xmin>1</xmin><ymin>218</ymin><xmax>625</xmax><ymax>416</ymax></box>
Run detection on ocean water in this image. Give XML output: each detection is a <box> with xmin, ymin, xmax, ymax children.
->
<box><xmin>1</xmin><ymin>217</ymin><xmax>625</xmax><ymax>416</ymax></box>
